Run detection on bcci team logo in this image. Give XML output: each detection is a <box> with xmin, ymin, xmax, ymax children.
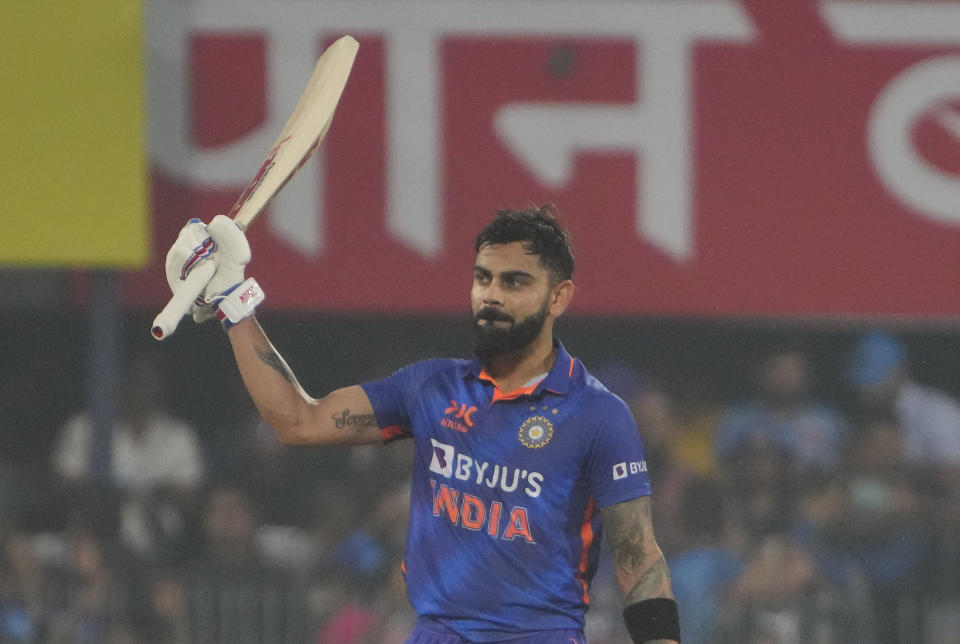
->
<box><xmin>518</xmin><ymin>416</ymin><xmax>554</xmax><ymax>449</ymax></box>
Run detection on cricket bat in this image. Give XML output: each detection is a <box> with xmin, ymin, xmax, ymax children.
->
<box><xmin>151</xmin><ymin>35</ymin><xmax>359</xmax><ymax>340</ymax></box>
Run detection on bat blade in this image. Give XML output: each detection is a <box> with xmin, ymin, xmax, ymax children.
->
<box><xmin>229</xmin><ymin>34</ymin><xmax>359</xmax><ymax>229</ymax></box>
<box><xmin>151</xmin><ymin>35</ymin><xmax>359</xmax><ymax>340</ymax></box>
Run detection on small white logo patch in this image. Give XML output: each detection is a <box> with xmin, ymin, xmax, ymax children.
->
<box><xmin>429</xmin><ymin>439</ymin><xmax>454</xmax><ymax>477</ymax></box>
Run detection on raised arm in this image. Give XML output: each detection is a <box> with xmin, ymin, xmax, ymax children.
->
<box><xmin>600</xmin><ymin>496</ymin><xmax>680</xmax><ymax>644</ymax></box>
<box><xmin>226</xmin><ymin>317</ymin><xmax>382</xmax><ymax>446</ymax></box>
<box><xmin>160</xmin><ymin>215</ymin><xmax>384</xmax><ymax>447</ymax></box>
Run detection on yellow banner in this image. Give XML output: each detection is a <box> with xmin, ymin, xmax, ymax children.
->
<box><xmin>0</xmin><ymin>1</ymin><xmax>148</xmax><ymax>267</ymax></box>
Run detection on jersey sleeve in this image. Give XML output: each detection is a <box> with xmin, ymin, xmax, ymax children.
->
<box><xmin>360</xmin><ymin>359</ymin><xmax>443</xmax><ymax>441</ymax></box>
<box><xmin>585</xmin><ymin>393</ymin><xmax>652</xmax><ymax>508</ymax></box>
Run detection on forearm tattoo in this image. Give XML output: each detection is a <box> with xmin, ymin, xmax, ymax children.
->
<box><xmin>603</xmin><ymin>498</ymin><xmax>673</xmax><ymax>604</ymax></box>
<box><xmin>331</xmin><ymin>409</ymin><xmax>378</xmax><ymax>433</ymax></box>
<box><xmin>254</xmin><ymin>345</ymin><xmax>294</xmax><ymax>384</ymax></box>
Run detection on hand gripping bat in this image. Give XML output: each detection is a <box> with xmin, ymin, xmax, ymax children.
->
<box><xmin>151</xmin><ymin>35</ymin><xmax>359</xmax><ymax>340</ymax></box>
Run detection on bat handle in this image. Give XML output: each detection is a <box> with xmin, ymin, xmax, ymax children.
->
<box><xmin>151</xmin><ymin>261</ymin><xmax>216</xmax><ymax>340</ymax></box>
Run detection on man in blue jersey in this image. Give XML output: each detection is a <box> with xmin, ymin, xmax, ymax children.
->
<box><xmin>163</xmin><ymin>206</ymin><xmax>679</xmax><ymax>644</ymax></box>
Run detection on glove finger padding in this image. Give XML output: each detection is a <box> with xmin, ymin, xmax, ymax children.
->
<box><xmin>153</xmin><ymin>219</ymin><xmax>218</xmax><ymax>339</ymax></box>
<box><xmin>204</xmin><ymin>215</ymin><xmax>264</xmax><ymax>329</ymax></box>
<box><xmin>202</xmin><ymin>215</ymin><xmax>252</xmax><ymax>305</ymax></box>
<box><xmin>207</xmin><ymin>215</ymin><xmax>251</xmax><ymax>268</ymax></box>
<box><xmin>165</xmin><ymin>219</ymin><xmax>215</xmax><ymax>293</ymax></box>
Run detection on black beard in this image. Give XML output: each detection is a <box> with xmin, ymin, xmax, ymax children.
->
<box><xmin>472</xmin><ymin>301</ymin><xmax>549</xmax><ymax>362</ymax></box>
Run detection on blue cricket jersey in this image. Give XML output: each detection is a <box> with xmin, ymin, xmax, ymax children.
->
<box><xmin>361</xmin><ymin>341</ymin><xmax>652</xmax><ymax>642</ymax></box>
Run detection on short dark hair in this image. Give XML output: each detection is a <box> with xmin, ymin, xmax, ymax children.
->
<box><xmin>474</xmin><ymin>205</ymin><xmax>575</xmax><ymax>282</ymax></box>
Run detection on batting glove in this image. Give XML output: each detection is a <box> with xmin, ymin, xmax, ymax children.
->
<box><xmin>164</xmin><ymin>219</ymin><xmax>219</xmax><ymax>324</ymax></box>
<box><xmin>203</xmin><ymin>215</ymin><xmax>265</xmax><ymax>328</ymax></box>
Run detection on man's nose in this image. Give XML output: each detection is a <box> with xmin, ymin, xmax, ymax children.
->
<box><xmin>481</xmin><ymin>282</ymin><xmax>504</xmax><ymax>306</ymax></box>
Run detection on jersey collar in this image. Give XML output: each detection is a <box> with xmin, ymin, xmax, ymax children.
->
<box><xmin>465</xmin><ymin>340</ymin><xmax>575</xmax><ymax>402</ymax></box>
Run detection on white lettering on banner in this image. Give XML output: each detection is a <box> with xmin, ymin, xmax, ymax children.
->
<box><xmin>144</xmin><ymin>0</ymin><xmax>755</xmax><ymax>260</ymax></box>
<box><xmin>494</xmin><ymin>9</ymin><xmax>755</xmax><ymax>261</ymax></box>
<box><xmin>821</xmin><ymin>2</ymin><xmax>960</xmax><ymax>226</ymax></box>
<box><xmin>146</xmin><ymin>2</ymin><xmax>328</xmax><ymax>255</ymax></box>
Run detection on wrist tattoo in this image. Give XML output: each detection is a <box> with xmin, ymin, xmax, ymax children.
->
<box><xmin>255</xmin><ymin>345</ymin><xmax>294</xmax><ymax>383</ymax></box>
<box><xmin>332</xmin><ymin>409</ymin><xmax>378</xmax><ymax>432</ymax></box>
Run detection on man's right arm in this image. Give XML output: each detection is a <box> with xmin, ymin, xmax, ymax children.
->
<box><xmin>225</xmin><ymin>317</ymin><xmax>383</xmax><ymax>446</ymax></box>
<box><xmin>163</xmin><ymin>216</ymin><xmax>384</xmax><ymax>446</ymax></box>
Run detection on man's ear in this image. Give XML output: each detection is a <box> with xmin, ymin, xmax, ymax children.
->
<box><xmin>549</xmin><ymin>280</ymin><xmax>575</xmax><ymax>317</ymax></box>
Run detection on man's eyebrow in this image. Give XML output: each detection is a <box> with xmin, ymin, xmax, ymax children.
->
<box><xmin>473</xmin><ymin>266</ymin><xmax>536</xmax><ymax>281</ymax></box>
<box><xmin>501</xmin><ymin>270</ymin><xmax>535</xmax><ymax>281</ymax></box>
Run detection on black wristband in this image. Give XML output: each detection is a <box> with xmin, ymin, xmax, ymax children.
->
<box><xmin>623</xmin><ymin>597</ymin><xmax>681</xmax><ymax>643</ymax></box>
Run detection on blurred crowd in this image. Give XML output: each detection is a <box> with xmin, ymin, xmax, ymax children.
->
<box><xmin>1</xmin><ymin>326</ymin><xmax>959</xmax><ymax>643</ymax></box>
<box><xmin>0</xmin><ymin>340</ymin><xmax>417</xmax><ymax>644</ymax></box>
<box><xmin>587</xmin><ymin>330</ymin><xmax>960</xmax><ymax>644</ymax></box>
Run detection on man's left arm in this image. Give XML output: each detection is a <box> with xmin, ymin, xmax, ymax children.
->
<box><xmin>601</xmin><ymin>495</ymin><xmax>680</xmax><ymax>644</ymax></box>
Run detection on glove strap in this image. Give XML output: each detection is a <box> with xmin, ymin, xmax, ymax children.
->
<box><xmin>216</xmin><ymin>278</ymin><xmax>265</xmax><ymax>329</ymax></box>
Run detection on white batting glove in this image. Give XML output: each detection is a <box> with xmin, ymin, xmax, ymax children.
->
<box><xmin>202</xmin><ymin>215</ymin><xmax>265</xmax><ymax>328</ymax></box>
<box><xmin>164</xmin><ymin>219</ymin><xmax>218</xmax><ymax>324</ymax></box>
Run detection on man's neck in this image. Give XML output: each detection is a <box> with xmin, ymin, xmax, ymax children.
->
<box><xmin>484</xmin><ymin>332</ymin><xmax>557</xmax><ymax>394</ymax></box>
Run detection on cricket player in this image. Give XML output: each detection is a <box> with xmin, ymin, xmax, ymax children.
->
<box><xmin>164</xmin><ymin>206</ymin><xmax>680</xmax><ymax>644</ymax></box>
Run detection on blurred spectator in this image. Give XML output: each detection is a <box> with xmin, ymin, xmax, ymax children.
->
<box><xmin>0</xmin><ymin>525</ymin><xmax>50</xmax><ymax>642</ymax></box>
<box><xmin>848</xmin><ymin>330</ymin><xmax>960</xmax><ymax>475</ymax></box>
<box><xmin>787</xmin><ymin>471</ymin><xmax>864</xmax><ymax>591</ymax></box>
<box><xmin>847</xmin><ymin>330</ymin><xmax>960</xmax><ymax>624</ymax></box>
<box><xmin>204</xmin><ymin>404</ymin><xmax>317</xmax><ymax>526</ymax></box>
<box><xmin>667</xmin><ymin>477</ymin><xmax>742</xmax><ymax>644</ymax></box>
<box><xmin>714</xmin><ymin>342</ymin><xmax>848</xmax><ymax>472</ymax></box>
<box><xmin>0</xmin><ymin>520</ymin><xmax>134</xmax><ymax>644</ymax></box>
<box><xmin>51</xmin><ymin>347</ymin><xmax>206</xmax><ymax>562</ymax></box>
<box><xmin>312</xmin><ymin>574</ymin><xmax>378</xmax><ymax>644</ymax></box>
<box><xmin>716</xmin><ymin>534</ymin><xmax>859</xmax><ymax>644</ymax></box>
<box><xmin>45</xmin><ymin>523</ymin><xmax>132</xmax><ymax>644</ymax></box>
<box><xmin>594</xmin><ymin>363</ymin><xmax>696</xmax><ymax>556</ymax></box>
<box><xmin>787</xmin><ymin>471</ymin><xmax>876</xmax><ymax>641</ymax></box>
<box><xmin>841</xmin><ymin>415</ymin><xmax>929</xmax><ymax>644</ymax></box>
<box><xmin>725</xmin><ymin>440</ymin><xmax>795</xmax><ymax>545</ymax></box>
<box><xmin>303</xmin><ymin>442</ymin><xmax>414</xmax><ymax>644</ymax></box>
<box><xmin>364</xmin><ymin>564</ymin><xmax>418</xmax><ymax>644</ymax></box>
<box><xmin>630</xmin><ymin>379</ymin><xmax>699</xmax><ymax>556</ymax></box>
<box><xmin>196</xmin><ymin>483</ymin><xmax>268</xmax><ymax>574</ymax></box>
<box><xmin>311</xmin><ymin>480</ymin><xmax>417</xmax><ymax>644</ymax></box>
<box><xmin>171</xmin><ymin>482</ymin><xmax>309</xmax><ymax>643</ymax></box>
<box><xmin>714</xmin><ymin>343</ymin><xmax>848</xmax><ymax>546</ymax></box>
<box><xmin>598</xmin><ymin>362</ymin><xmax>718</xmax><ymax>474</ymax></box>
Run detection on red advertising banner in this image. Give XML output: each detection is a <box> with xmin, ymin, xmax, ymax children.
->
<box><xmin>127</xmin><ymin>0</ymin><xmax>960</xmax><ymax>317</ymax></box>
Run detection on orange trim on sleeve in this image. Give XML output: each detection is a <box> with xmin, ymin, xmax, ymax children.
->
<box><xmin>576</xmin><ymin>497</ymin><xmax>597</xmax><ymax>605</ymax></box>
<box><xmin>568</xmin><ymin>356</ymin><xmax>575</xmax><ymax>377</ymax></box>
<box><xmin>380</xmin><ymin>425</ymin><xmax>407</xmax><ymax>441</ymax></box>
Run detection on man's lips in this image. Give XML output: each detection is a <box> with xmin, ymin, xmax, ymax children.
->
<box><xmin>477</xmin><ymin>318</ymin><xmax>511</xmax><ymax>328</ymax></box>
<box><xmin>475</xmin><ymin>307</ymin><xmax>513</xmax><ymax>326</ymax></box>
